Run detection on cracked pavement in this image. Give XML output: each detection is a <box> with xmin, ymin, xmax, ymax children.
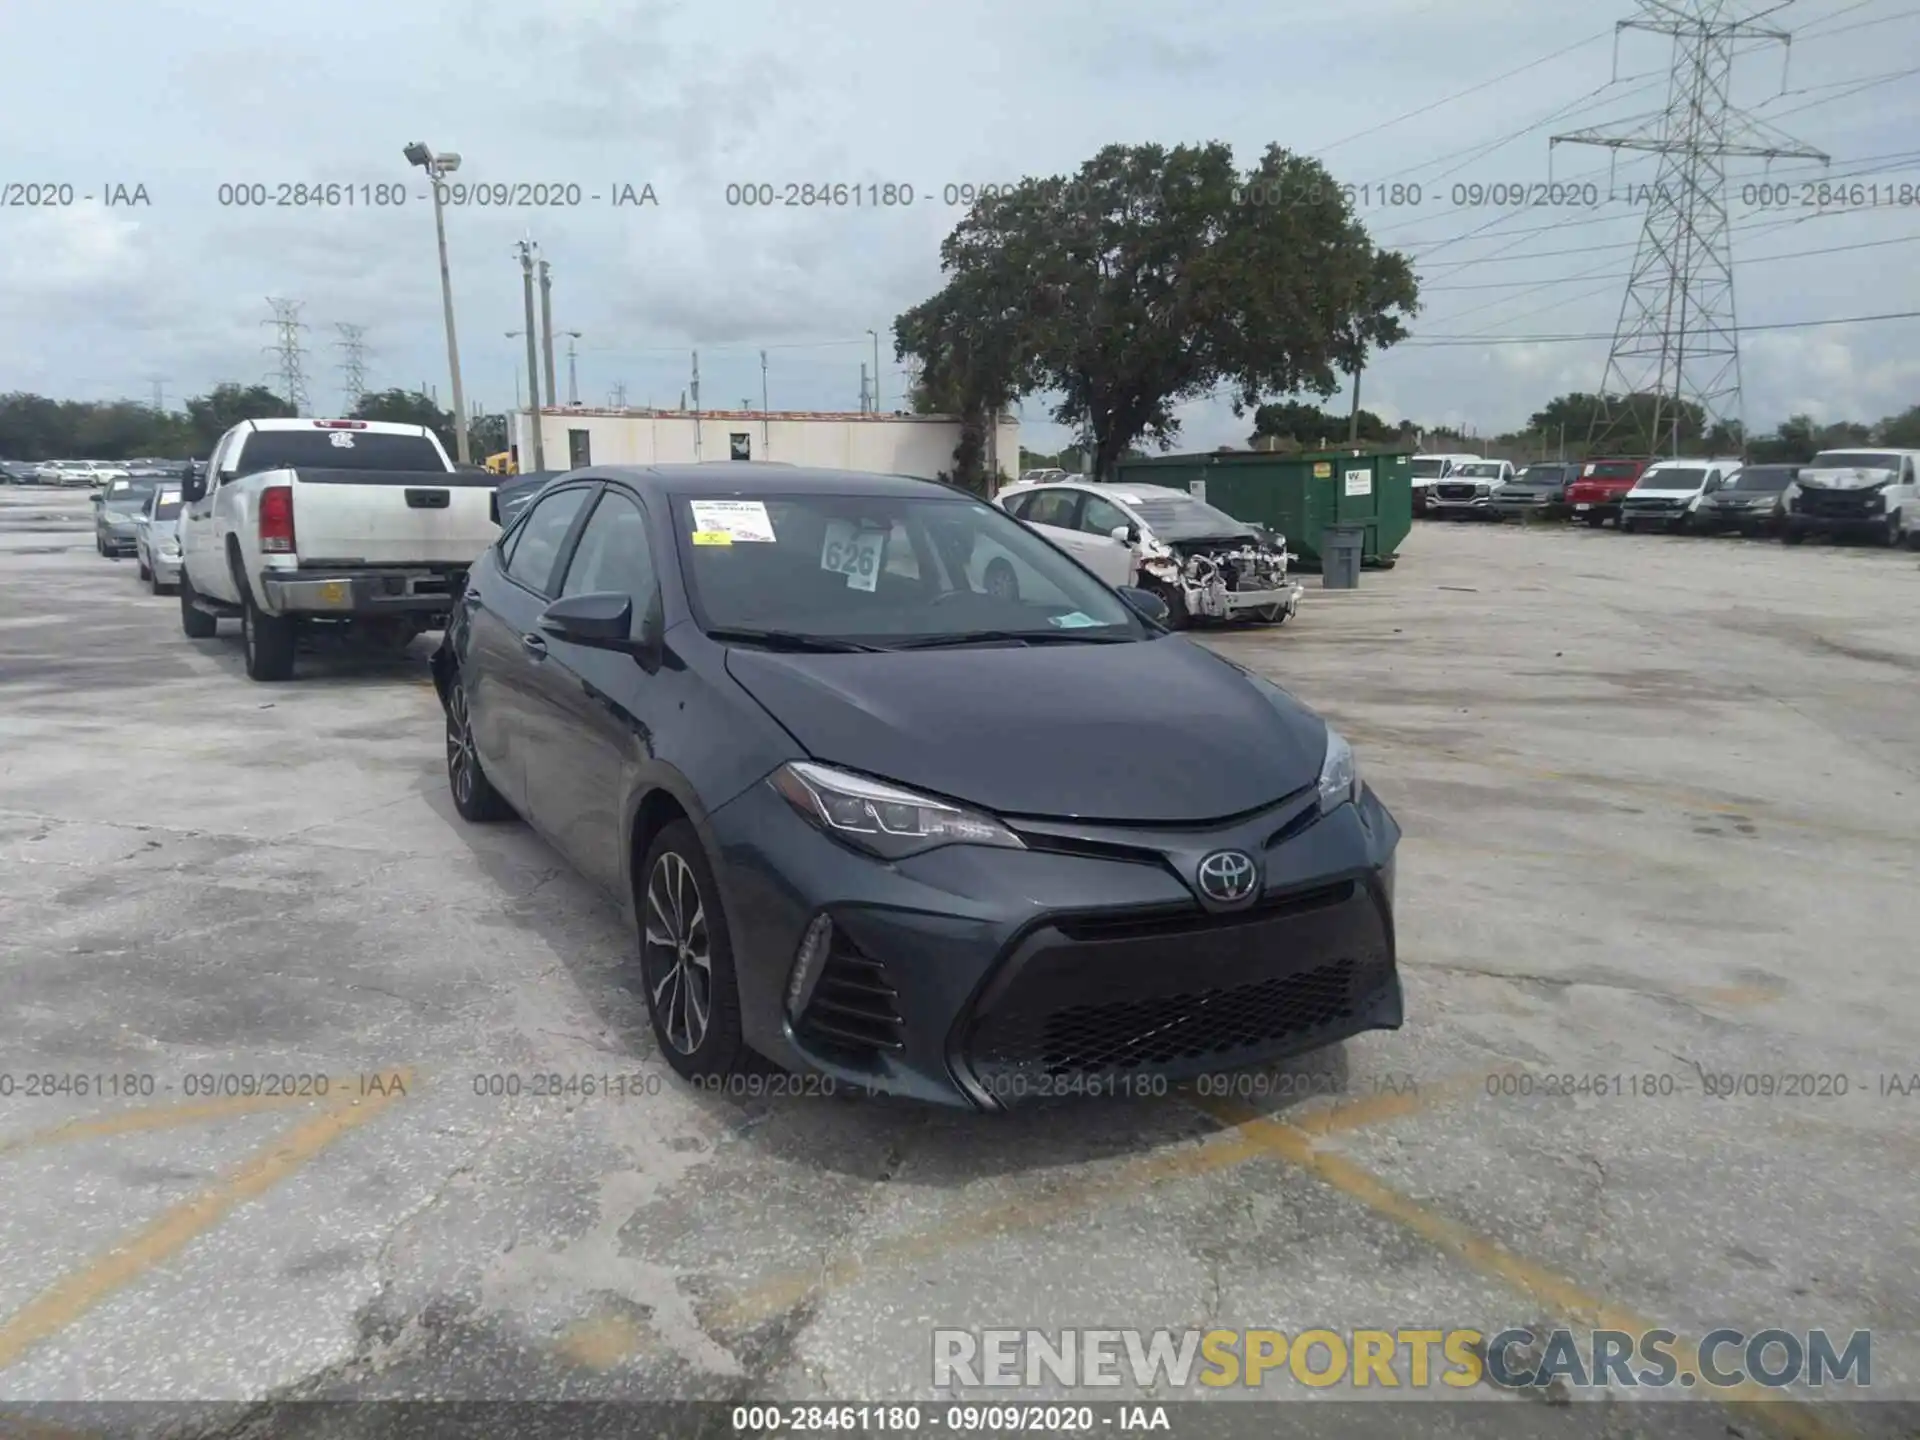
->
<box><xmin>2</xmin><ymin>489</ymin><xmax>1918</xmax><ymax>1434</ymax></box>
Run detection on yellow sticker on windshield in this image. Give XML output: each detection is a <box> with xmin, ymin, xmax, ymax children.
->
<box><xmin>691</xmin><ymin>530</ymin><xmax>733</xmax><ymax>546</ymax></box>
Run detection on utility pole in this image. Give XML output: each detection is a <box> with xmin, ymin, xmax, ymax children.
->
<box><xmin>1347</xmin><ymin>360</ymin><xmax>1363</xmax><ymax>445</ymax></box>
<box><xmin>402</xmin><ymin>143</ymin><xmax>470</xmax><ymax>463</ymax></box>
<box><xmin>262</xmin><ymin>298</ymin><xmax>311</xmax><ymax>415</ymax></box>
<box><xmin>335</xmin><ymin>324</ymin><xmax>369</xmax><ymax>412</ymax></box>
<box><xmin>560</xmin><ymin>331</ymin><xmax>582</xmax><ymax>405</ymax></box>
<box><xmin>537</xmin><ymin>259</ymin><xmax>558</xmax><ymax>421</ymax></box>
<box><xmin>866</xmin><ymin>329</ymin><xmax>880</xmax><ymax>412</ymax></box>
<box><xmin>859</xmin><ymin>363</ymin><xmax>869</xmax><ymax>414</ymax></box>
<box><xmin>690</xmin><ymin>352</ymin><xmax>702</xmax><ymax>461</ymax></box>
<box><xmin>760</xmin><ymin>349</ymin><xmax>770</xmax><ymax>459</ymax></box>
<box><xmin>1552</xmin><ymin>0</ymin><xmax>1827</xmax><ymax>458</ymax></box>
<box><xmin>149</xmin><ymin>378</ymin><xmax>166</xmax><ymax>414</ymax></box>
<box><xmin>506</xmin><ymin>331</ymin><xmax>526</xmax><ymax>413</ymax></box>
<box><xmin>515</xmin><ymin>242</ymin><xmax>545</xmax><ymax>470</ymax></box>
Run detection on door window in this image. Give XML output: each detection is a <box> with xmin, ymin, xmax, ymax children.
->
<box><xmin>1078</xmin><ymin>495</ymin><xmax>1130</xmax><ymax>539</ymax></box>
<box><xmin>504</xmin><ymin>486</ymin><xmax>593</xmax><ymax>594</ymax></box>
<box><xmin>559</xmin><ymin>492</ymin><xmax>657</xmax><ymax>601</ymax></box>
<box><xmin>1022</xmin><ymin>489</ymin><xmax>1082</xmax><ymax>529</ymax></box>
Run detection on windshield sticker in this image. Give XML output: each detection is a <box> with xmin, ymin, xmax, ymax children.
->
<box><xmin>689</xmin><ymin>499</ymin><xmax>776</xmax><ymax>542</ymax></box>
<box><xmin>329</xmin><ymin>432</ymin><xmax>355</xmax><ymax>448</ymax></box>
<box><xmin>820</xmin><ymin>519</ymin><xmax>885</xmax><ymax>592</ymax></box>
<box><xmin>1048</xmin><ymin>611</ymin><xmax>1104</xmax><ymax>629</ymax></box>
<box><xmin>690</xmin><ymin>530</ymin><xmax>733</xmax><ymax>546</ymax></box>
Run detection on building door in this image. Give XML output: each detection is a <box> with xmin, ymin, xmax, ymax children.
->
<box><xmin>730</xmin><ymin>432</ymin><xmax>751</xmax><ymax>460</ymax></box>
<box><xmin>568</xmin><ymin>429</ymin><xmax>591</xmax><ymax>468</ymax></box>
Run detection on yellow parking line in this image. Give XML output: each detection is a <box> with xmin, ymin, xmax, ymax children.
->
<box><xmin>1194</xmin><ymin>1095</ymin><xmax>1852</xmax><ymax>1440</ymax></box>
<box><xmin>703</xmin><ymin>1069</ymin><xmax>1491</xmax><ymax>1335</ymax></box>
<box><xmin>0</xmin><ymin>1092</ymin><xmax>329</xmax><ymax>1160</ymax></box>
<box><xmin>0</xmin><ymin>1071</ymin><xmax>412</xmax><ymax>1373</ymax></box>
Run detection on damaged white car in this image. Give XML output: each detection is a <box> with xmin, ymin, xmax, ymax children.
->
<box><xmin>995</xmin><ymin>480</ymin><xmax>1302</xmax><ymax>627</ymax></box>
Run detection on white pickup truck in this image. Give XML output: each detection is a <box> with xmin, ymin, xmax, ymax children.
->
<box><xmin>177</xmin><ymin>418</ymin><xmax>499</xmax><ymax>680</ymax></box>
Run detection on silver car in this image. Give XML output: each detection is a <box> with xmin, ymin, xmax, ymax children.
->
<box><xmin>134</xmin><ymin>485</ymin><xmax>185</xmax><ymax>590</ymax></box>
<box><xmin>93</xmin><ymin>476</ymin><xmax>160</xmax><ymax>557</ymax></box>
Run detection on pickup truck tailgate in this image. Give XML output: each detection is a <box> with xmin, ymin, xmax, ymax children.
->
<box><xmin>289</xmin><ymin>468</ymin><xmax>499</xmax><ymax>566</ymax></box>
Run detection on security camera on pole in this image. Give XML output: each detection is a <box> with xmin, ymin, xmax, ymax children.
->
<box><xmin>402</xmin><ymin>142</ymin><xmax>471</xmax><ymax>464</ymax></box>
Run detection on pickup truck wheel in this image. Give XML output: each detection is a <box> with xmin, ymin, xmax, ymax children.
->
<box><xmin>445</xmin><ymin>676</ymin><xmax>512</xmax><ymax>823</ymax></box>
<box><xmin>1781</xmin><ymin>527</ymin><xmax>1806</xmax><ymax>546</ymax></box>
<box><xmin>1905</xmin><ymin>525</ymin><xmax>1920</xmax><ymax>552</ymax></box>
<box><xmin>240</xmin><ymin>589</ymin><xmax>297</xmax><ymax>681</ymax></box>
<box><xmin>179</xmin><ymin>574</ymin><xmax>218</xmax><ymax>638</ymax></box>
<box><xmin>639</xmin><ymin>821</ymin><xmax>745</xmax><ymax>1083</ymax></box>
<box><xmin>1884</xmin><ymin>513</ymin><xmax>1902</xmax><ymax>548</ymax></box>
<box><xmin>1584</xmin><ymin>512</ymin><xmax>1606</xmax><ymax>528</ymax></box>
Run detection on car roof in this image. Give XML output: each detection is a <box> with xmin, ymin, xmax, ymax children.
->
<box><xmin>589</xmin><ymin>462</ymin><xmax>959</xmax><ymax>500</ymax></box>
<box><xmin>1009</xmin><ymin>480</ymin><xmax>1202</xmax><ymax>505</ymax></box>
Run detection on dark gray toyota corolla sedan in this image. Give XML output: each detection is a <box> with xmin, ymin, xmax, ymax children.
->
<box><xmin>433</xmin><ymin>464</ymin><xmax>1402</xmax><ymax>1109</ymax></box>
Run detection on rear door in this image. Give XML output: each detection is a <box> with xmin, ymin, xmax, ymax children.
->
<box><xmin>467</xmin><ymin>482</ymin><xmax>598</xmax><ymax>813</ymax></box>
<box><xmin>1016</xmin><ymin>487</ymin><xmax>1089</xmax><ymax>559</ymax></box>
<box><xmin>232</xmin><ymin>426</ymin><xmax>498</xmax><ymax>565</ymax></box>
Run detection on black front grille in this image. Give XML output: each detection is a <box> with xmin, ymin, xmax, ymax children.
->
<box><xmin>795</xmin><ymin>931</ymin><xmax>904</xmax><ymax>1060</ymax></box>
<box><xmin>1796</xmin><ymin>488</ymin><xmax>1877</xmax><ymax>517</ymax></box>
<box><xmin>1435</xmin><ymin>483</ymin><xmax>1478</xmax><ymax>501</ymax></box>
<box><xmin>965</xmin><ymin>885</ymin><xmax>1391</xmax><ymax>1085</ymax></box>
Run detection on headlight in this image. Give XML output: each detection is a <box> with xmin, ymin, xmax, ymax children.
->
<box><xmin>1475</xmin><ymin>483</ymin><xmax>1491</xmax><ymax>496</ymax></box>
<box><xmin>1865</xmin><ymin>490</ymin><xmax>1885</xmax><ymax>512</ymax></box>
<box><xmin>1317</xmin><ymin>726</ymin><xmax>1360</xmax><ymax>814</ymax></box>
<box><xmin>770</xmin><ymin>760</ymin><xmax>1025</xmax><ymax>860</ymax></box>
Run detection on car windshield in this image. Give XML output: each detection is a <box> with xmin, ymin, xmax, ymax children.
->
<box><xmin>1635</xmin><ymin>469</ymin><xmax>1704</xmax><ymax>490</ymax></box>
<box><xmin>230</xmin><ymin>429</ymin><xmax>447</xmax><ymax>476</ymax></box>
<box><xmin>104</xmin><ymin>481</ymin><xmax>158</xmax><ymax>508</ymax></box>
<box><xmin>1514</xmin><ymin>466</ymin><xmax>1566</xmax><ymax>484</ymax></box>
<box><xmin>1728</xmin><ymin>468</ymin><xmax>1792</xmax><ymax>492</ymax></box>
<box><xmin>1122</xmin><ymin>495</ymin><xmax>1252</xmax><ymax>539</ymax></box>
<box><xmin>674</xmin><ymin>489</ymin><xmax>1146</xmax><ymax>645</ymax></box>
<box><xmin>1584</xmin><ymin>461</ymin><xmax>1640</xmax><ymax>479</ymax></box>
<box><xmin>1410</xmin><ymin>458</ymin><xmax>1446</xmax><ymax>478</ymax></box>
<box><xmin>153</xmin><ymin>495</ymin><xmax>183</xmax><ymax>519</ymax></box>
<box><xmin>1808</xmin><ymin>451</ymin><xmax>1899</xmax><ymax>471</ymax></box>
<box><xmin>1454</xmin><ymin>463</ymin><xmax>1503</xmax><ymax>478</ymax></box>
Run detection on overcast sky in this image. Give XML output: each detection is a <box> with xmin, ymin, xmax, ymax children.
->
<box><xmin>3</xmin><ymin>0</ymin><xmax>1916</xmax><ymax>453</ymax></box>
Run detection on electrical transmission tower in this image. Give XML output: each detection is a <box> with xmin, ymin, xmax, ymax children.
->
<box><xmin>335</xmin><ymin>324</ymin><xmax>370</xmax><ymax>410</ymax></box>
<box><xmin>1551</xmin><ymin>0</ymin><xmax>1828</xmax><ymax>458</ymax></box>
<box><xmin>263</xmin><ymin>298</ymin><xmax>312</xmax><ymax>415</ymax></box>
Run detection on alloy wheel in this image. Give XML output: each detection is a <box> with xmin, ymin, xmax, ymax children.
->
<box><xmin>643</xmin><ymin>852</ymin><xmax>711</xmax><ymax>1055</ymax></box>
<box><xmin>446</xmin><ymin>684</ymin><xmax>477</xmax><ymax>808</ymax></box>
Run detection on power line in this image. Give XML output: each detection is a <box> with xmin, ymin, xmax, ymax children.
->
<box><xmin>1400</xmin><ymin>306</ymin><xmax>1920</xmax><ymax>346</ymax></box>
<box><xmin>1422</xmin><ymin>229</ymin><xmax>1920</xmax><ymax>290</ymax></box>
<box><xmin>263</xmin><ymin>298</ymin><xmax>310</xmax><ymax>416</ymax></box>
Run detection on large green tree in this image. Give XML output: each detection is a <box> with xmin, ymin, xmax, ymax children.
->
<box><xmin>185</xmin><ymin>384</ymin><xmax>293</xmax><ymax>452</ymax></box>
<box><xmin>351</xmin><ymin>389</ymin><xmax>461</xmax><ymax>456</ymax></box>
<box><xmin>895</xmin><ymin>142</ymin><xmax>1418</xmax><ymax>482</ymax></box>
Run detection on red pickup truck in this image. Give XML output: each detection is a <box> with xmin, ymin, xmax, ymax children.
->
<box><xmin>1565</xmin><ymin>459</ymin><xmax>1650</xmax><ymax>528</ymax></box>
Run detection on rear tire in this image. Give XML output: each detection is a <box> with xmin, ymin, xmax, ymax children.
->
<box><xmin>179</xmin><ymin>573</ymin><xmax>218</xmax><ymax>638</ymax></box>
<box><xmin>1781</xmin><ymin>527</ymin><xmax>1806</xmax><ymax>546</ymax></box>
<box><xmin>1618</xmin><ymin>518</ymin><xmax>1636</xmax><ymax>534</ymax></box>
<box><xmin>240</xmin><ymin>586</ymin><xmax>297</xmax><ymax>681</ymax></box>
<box><xmin>445</xmin><ymin>672</ymin><xmax>513</xmax><ymax>822</ymax></box>
<box><xmin>639</xmin><ymin>820</ymin><xmax>746</xmax><ymax>1084</ymax></box>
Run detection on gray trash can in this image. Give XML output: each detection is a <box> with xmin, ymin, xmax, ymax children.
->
<box><xmin>1322</xmin><ymin>524</ymin><xmax>1365</xmax><ymax>589</ymax></box>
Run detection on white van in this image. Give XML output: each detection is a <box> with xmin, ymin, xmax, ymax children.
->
<box><xmin>1616</xmin><ymin>457</ymin><xmax>1744</xmax><ymax>533</ymax></box>
<box><xmin>1782</xmin><ymin>448</ymin><xmax>1920</xmax><ymax>548</ymax></box>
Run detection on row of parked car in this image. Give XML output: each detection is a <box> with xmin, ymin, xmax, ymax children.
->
<box><xmin>0</xmin><ymin>457</ymin><xmax>197</xmax><ymax>487</ymax></box>
<box><xmin>1410</xmin><ymin>450</ymin><xmax>1920</xmax><ymax>547</ymax></box>
<box><xmin>60</xmin><ymin>421</ymin><xmax>1404</xmax><ymax>1109</ymax></box>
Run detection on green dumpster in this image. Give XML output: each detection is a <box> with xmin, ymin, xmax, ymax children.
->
<box><xmin>1109</xmin><ymin>448</ymin><xmax>1413</xmax><ymax>569</ymax></box>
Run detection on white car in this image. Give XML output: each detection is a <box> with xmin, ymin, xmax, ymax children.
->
<box><xmin>1426</xmin><ymin>458</ymin><xmax>1515</xmax><ymax>519</ymax></box>
<box><xmin>1783</xmin><ymin>448</ymin><xmax>1920</xmax><ymax>548</ymax></box>
<box><xmin>134</xmin><ymin>484</ymin><xmax>185</xmax><ymax>591</ymax></box>
<box><xmin>178</xmin><ymin>418</ymin><xmax>498</xmax><ymax>680</ymax></box>
<box><xmin>1409</xmin><ymin>453</ymin><xmax>1484</xmax><ymax>517</ymax></box>
<box><xmin>996</xmin><ymin>480</ymin><xmax>1301</xmax><ymax>627</ymax></box>
<box><xmin>1616</xmin><ymin>457</ymin><xmax>1744</xmax><ymax>533</ymax></box>
<box><xmin>37</xmin><ymin>461</ymin><xmax>97</xmax><ymax>487</ymax></box>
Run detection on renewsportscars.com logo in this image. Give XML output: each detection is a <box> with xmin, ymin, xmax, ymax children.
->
<box><xmin>932</xmin><ymin>1327</ymin><xmax>1872</xmax><ymax>1391</ymax></box>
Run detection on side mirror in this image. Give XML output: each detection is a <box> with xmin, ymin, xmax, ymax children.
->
<box><xmin>90</xmin><ymin>492</ymin><xmax>103</xmax><ymax>505</ymax></box>
<box><xmin>181</xmin><ymin>473</ymin><xmax>207</xmax><ymax>503</ymax></box>
<box><xmin>1116</xmin><ymin>585</ymin><xmax>1170</xmax><ymax>626</ymax></box>
<box><xmin>1109</xmin><ymin>524</ymin><xmax>1138</xmax><ymax>544</ymax></box>
<box><xmin>540</xmin><ymin>591</ymin><xmax>634</xmax><ymax>648</ymax></box>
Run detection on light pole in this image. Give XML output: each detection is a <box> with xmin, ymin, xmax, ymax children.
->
<box><xmin>404</xmin><ymin>142</ymin><xmax>471</xmax><ymax>464</ymax></box>
<box><xmin>866</xmin><ymin>329</ymin><xmax>880</xmax><ymax>412</ymax></box>
<box><xmin>506</xmin><ymin>331</ymin><xmax>526</xmax><ymax>412</ymax></box>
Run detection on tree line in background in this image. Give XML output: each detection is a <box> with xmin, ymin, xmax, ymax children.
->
<box><xmin>0</xmin><ymin>386</ymin><xmax>510</xmax><ymax>465</ymax></box>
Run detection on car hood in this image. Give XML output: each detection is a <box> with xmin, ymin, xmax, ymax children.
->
<box><xmin>1499</xmin><ymin>480</ymin><xmax>1564</xmax><ymax>494</ymax></box>
<box><xmin>724</xmin><ymin>637</ymin><xmax>1327</xmax><ymax>823</ymax></box>
<box><xmin>1797</xmin><ymin>467</ymin><xmax>1893</xmax><ymax>491</ymax></box>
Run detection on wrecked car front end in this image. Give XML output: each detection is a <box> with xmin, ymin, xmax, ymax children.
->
<box><xmin>1139</xmin><ymin>530</ymin><xmax>1303</xmax><ymax>624</ymax></box>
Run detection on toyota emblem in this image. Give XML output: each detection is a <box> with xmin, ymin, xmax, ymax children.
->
<box><xmin>1195</xmin><ymin>849</ymin><xmax>1258</xmax><ymax>905</ymax></box>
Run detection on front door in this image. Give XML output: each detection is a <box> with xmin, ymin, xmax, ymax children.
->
<box><xmin>1073</xmin><ymin>492</ymin><xmax>1138</xmax><ymax>586</ymax></box>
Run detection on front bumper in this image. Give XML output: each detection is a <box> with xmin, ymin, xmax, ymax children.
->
<box><xmin>1428</xmin><ymin>495</ymin><xmax>1493</xmax><ymax>517</ymax></box>
<box><xmin>1488</xmin><ymin>493</ymin><xmax>1563</xmax><ymax>519</ymax></box>
<box><xmin>708</xmin><ymin>779</ymin><xmax>1403</xmax><ymax>1110</ymax></box>
<box><xmin>1786</xmin><ymin>508</ymin><xmax>1887</xmax><ymax>537</ymax></box>
<box><xmin>1695</xmin><ymin>506</ymin><xmax>1776</xmax><ymax>533</ymax></box>
<box><xmin>259</xmin><ymin>567</ymin><xmax>465</xmax><ymax>620</ymax></box>
<box><xmin>1618</xmin><ymin>504</ymin><xmax>1691</xmax><ymax>528</ymax></box>
<box><xmin>1209</xmin><ymin>582</ymin><xmax>1302</xmax><ymax>620</ymax></box>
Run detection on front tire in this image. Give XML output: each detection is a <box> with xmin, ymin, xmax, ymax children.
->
<box><xmin>1885</xmin><ymin>513</ymin><xmax>1902</xmax><ymax>548</ymax></box>
<box><xmin>1584</xmin><ymin>512</ymin><xmax>1606</xmax><ymax>528</ymax></box>
<box><xmin>240</xmin><ymin>586</ymin><xmax>297</xmax><ymax>681</ymax></box>
<box><xmin>445</xmin><ymin>673</ymin><xmax>513</xmax><ymax>822</ymax></box>
<box><xmin>179</xmin><ymin>572</ymin><xmax>218</xmax><ymax>638</ymax></box>
<box><xmin>137</xmin><ymin>554</ymin><xmax>151</xmax><ymax>581</ymax></box>
<box><xmin>639</xmin><ymin>820</ymin><xmax>745</xmax><ymax>1083</ymax></box>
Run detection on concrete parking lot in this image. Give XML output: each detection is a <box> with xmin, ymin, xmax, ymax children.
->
<box><xmin>1</xmin><ymin>486</ymin><xmax>1917</xmax><ymax>1436</ymax></box>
